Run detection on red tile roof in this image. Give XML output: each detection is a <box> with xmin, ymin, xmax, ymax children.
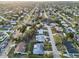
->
<box><xmin>14</xmin><ymin>42</ymin><xmax>26</xmax><ymax>53</ymax></box>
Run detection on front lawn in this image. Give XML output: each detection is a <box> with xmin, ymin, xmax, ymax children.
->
<box><xmin>44</xmin><ymin>41</ymin><xmax>52</xmax><ymax>51</ymax></box>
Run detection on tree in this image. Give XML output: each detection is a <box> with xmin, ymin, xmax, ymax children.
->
<box><xmin>20</xmin><ymin>25</ymin><xmax>26</xmax><ymax>33</ymax></box>
<box><xmin>55</xmin><ymin>19</ymin><xmax>60</xmax><ymax>24</ymax></box>
<box><xmin>51</xmin><ymin>28</ymin><xmax>56</xmax><ymax>33</ymax></box>
<box><xmin>53</xmin><ymin>33</ymin><xmax>63</xmax><ymax>45</ymax></box>
<box><xmin>23</xmin><ymin>27</ymin><xmax>36</xmax><ymax>42</ymax></box>
<box><xmin>0</xmin><ymin>20</ymin><xmax>5</xmax><ymax>25</ymax></box>
<box><xmin>66</xmin><ymin>32</ymin><xmax>74</xmax><ymax>39</ymax></box>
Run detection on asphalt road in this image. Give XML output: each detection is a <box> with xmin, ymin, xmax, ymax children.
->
<box><xmin>46</xmin><ymin>24</ymin><xmax>60</xmax><ymax>58</ymax></box>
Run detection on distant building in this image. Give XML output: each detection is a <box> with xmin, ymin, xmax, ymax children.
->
<box><xmin>62</xmin><ymin>23</ymin><xmax>68</xmax><ymax>27</ymax></box>
<box><xmin>55</xmin><ymin>26</ymin><xmax>63</xmax><ymax>32</ymax></box>
<box><xmin>2</xmin><ymin>25</ymin><xmax>13</xmax><ymax>30</ymax></box>
<box><xmin>33</xmin><ymin>43</ymin><xmax>44</xmax><ymax>54</ymax></box>
<box><xmin>9</xmin><ymin>20</ymin><xmax>16</xmax><ymax>25</ymax></box>
<box><xmin>50</xmin><ymin>23</ymin><xmax>58</xmax><ymax>27</ymax></box>
<box><xmin>61</xmin><ymin>21</ymin><xmax>66</xmax><ymax>24</ymax></box>
<box><xmin>0</xmin><ymin>32</ymin><xmax>9</xmax><ymax>41</ymax></box>
<box><xmin>0</xmin><ymin>25</ymin><xmax>3</xmax><ymax>28</ymax></box>
<box><xmin>5</xmin><ymin>20</ymin><xmax>16</xmax><ymax>25</ymax></box>
<box><xmin>66</xmin><ymin>27</ymin><xmax>76</xmax><ymax>33</ymax></box>
<box><xmin>74</xmin><ymin>34</ymin><xmax>79</xmax><ymax>41</ymax></box>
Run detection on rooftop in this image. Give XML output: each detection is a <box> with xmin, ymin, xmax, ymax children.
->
<box><xmin>36</xmin><ymin>35</ymin><xmax>45</xmax><ymax>42</ymax></box>
<box><xmin>0</xmin><ymin>32</ymin><xmax>8</xmax><ymax>41</ymax></box>
<box><xmin>14</xmin><ymin>42</ymin><xmax>26</xmax><ymax>54</ymax></box>
<box><xmin>37</xmin><ymin>29</ymin><xmax>44</xmax><ymax>35</ymax></box>
<box><xmin>33</xmin><ymin>43</ymin><xmax>44</xmax><ymax>54</ymax></box>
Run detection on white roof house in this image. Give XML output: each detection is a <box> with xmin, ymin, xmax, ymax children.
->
<box><xmin>50</xmin><ymin>23</ymin><xmax>58</xmax><ymax>27</ymax></box>
<box><xmin>36</xmin><ymin>35</ymin><xmax>45</xmax><ymax>42</ymax></box>
<box><xmin>33</xmin><ymin>43</ymin><xmax>44</xmax><ymax>54</ymax></box>
<box><xmin>55</xmin><ymin>26</ymin><xmax>63</xmax><ymax>32</ymax></box>
<box><xmin>62</xmin><ymin>23</ymin><xmax>68</xmax><ymax>27</ymax></box>
<box><xmin>74</xmin><ymin>34</ymin><xmax>79</xmax><ymax>41</ymax></box>
<box><xmin>66</xmin><ymin>27</ymin><xmax>76</xmax><ymax>33</ymax></box>
<box><xmin>9</xmin><ymin>20</ymin><xmax>16</xmax><ymax>25</ymax></box>
<box><xmin>37</xmin><ymin>29</ymin><xmax>44</xmax><ymax>34</ymax></box>
<box><xmin>61</xmin><ymin>21</ymin><xmax>66</xmax><ymax>24</ymax></box>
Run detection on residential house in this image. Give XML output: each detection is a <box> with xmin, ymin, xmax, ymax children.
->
<box><xmin>14</xmin><ymin>42</ymin><xmax>26</xmax><ymax>54</ymax></box>
<box><xmin>33</xmin><ymin>43</ymin><xmax>44</xmax><ymax>54</ymax></box>
<box><xmin>37</xmin><ymin>29</ymin><xmax>44</xmax><ymax>35</ymax></box>
<box><xmin>55</xmin><ymin>26</ymin><xmax>63</xmax><ymax>32</ymax></box>
<box><xmin>66</xmin><ymin>27</ymin><xmax>76</xmax><ymax>33</ymax></box>
<box><xmin>74</xmin><ymin>34</ymin><xmax>79</xmax><ymax>41</ymax></box>
<box><xmin>50</xmin><ymin>23</ymin><xmax>58</xmax><ymax>27</ymax></box>
<box><xmin>36</xmin><ymin>35</ymin><xmax>45</xmax><ymax>42</ymax></box>
<box><xmin>0</xmin><ymin>32</ymin><xmax>9</xmax><ymax>41</ymax></box>
<box><xmin>62</xmin><ymin>23</ymin><xmax>68</xmax><ymax>27</ymax></box>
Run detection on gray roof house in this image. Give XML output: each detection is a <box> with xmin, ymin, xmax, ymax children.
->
<box><xmin>33</xmin><ymin>43</ymin><xmax>44</xmax><ymax>54</ymax></box>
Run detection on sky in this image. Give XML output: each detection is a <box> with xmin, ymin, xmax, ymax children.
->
<box><xmin>0</xmin><ymin>0</ymin><xmax>79</xmax><ymax>1</ymax></box>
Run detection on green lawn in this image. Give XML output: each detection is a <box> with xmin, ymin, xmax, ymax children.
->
<box><xmin>29</xmin><ymin>54</ymin><xmax>53</xmax><ymax>58</ymax></box>
<box><xmin>44</xmin><ymin>41</ymin><xmax>52</xmax><ymax>51</ymax></box>
<box><xmin>28</xmin><ymin>54</ymin><xmax>44</xmax><ymax>58</ymax></box>
<box><xmin>53</xmin><ymin>33</ymin><xmax>63</xmax><ymax>44</ymax></box>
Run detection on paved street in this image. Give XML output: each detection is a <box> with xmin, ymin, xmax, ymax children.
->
<box><xmin>44</xmin><ymin>9</ymin><xmax>60</xmax><ymax>58</ymax></box>
<box><xmin>45</xmin><ymin>24</ymin><xmax>60</xmax><ymax>58</ymax></box>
